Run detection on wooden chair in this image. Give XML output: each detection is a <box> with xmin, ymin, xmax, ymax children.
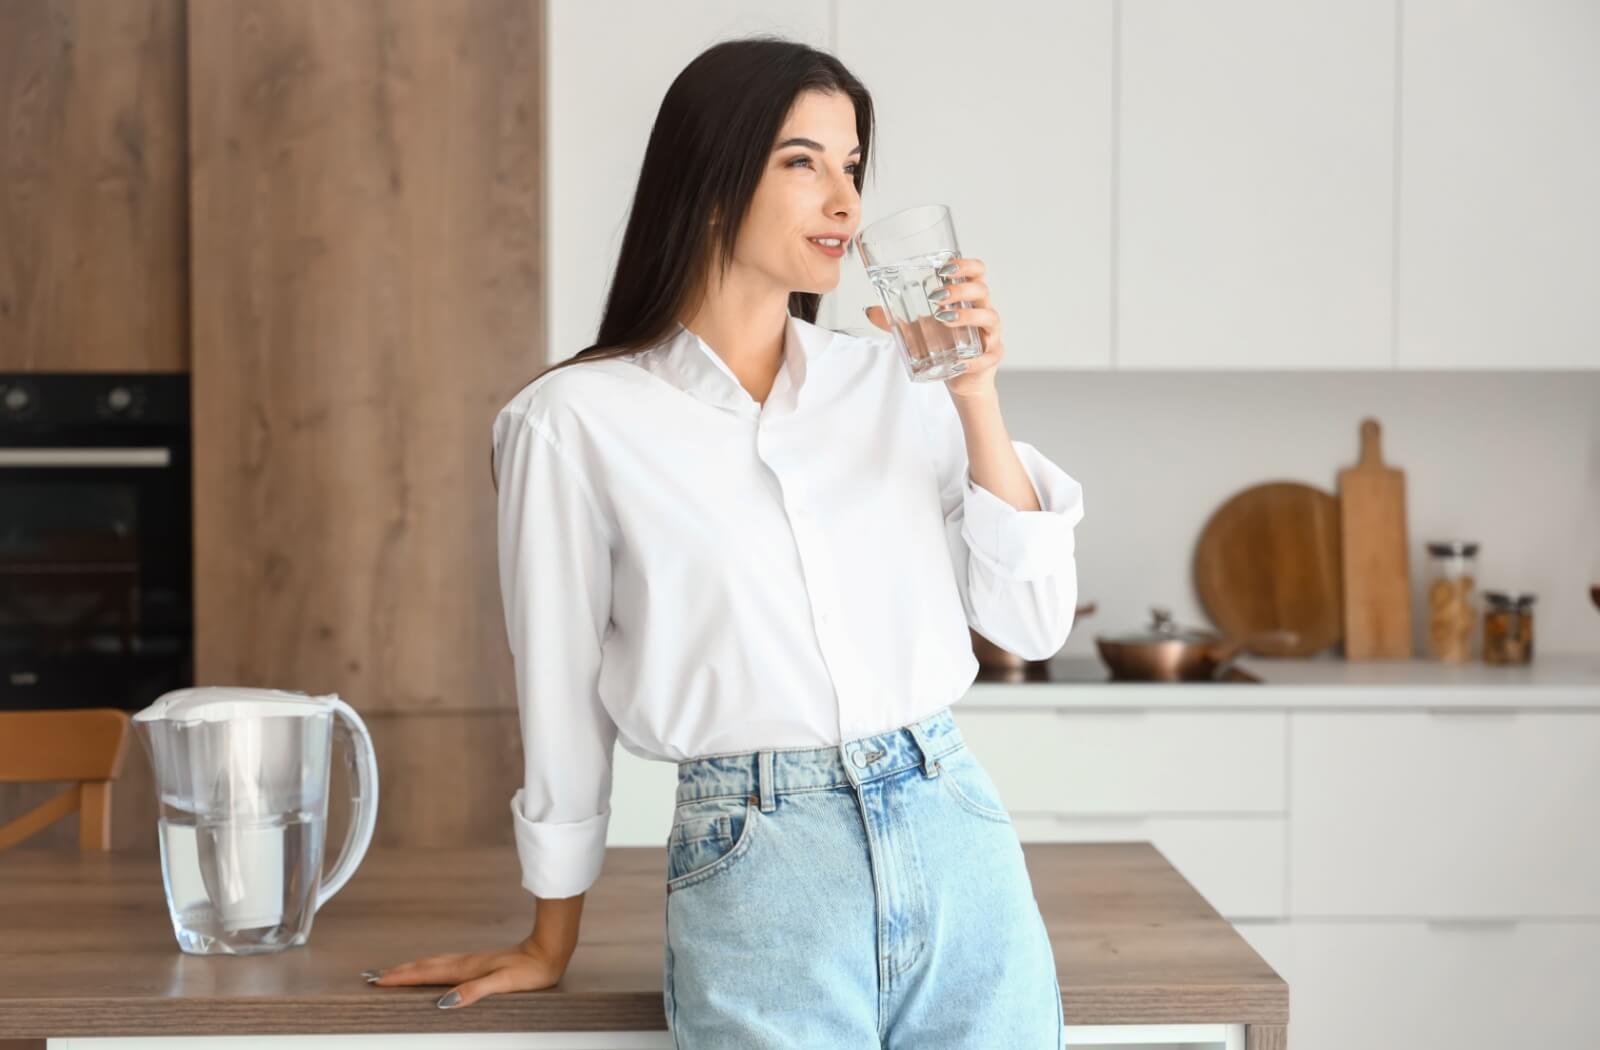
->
<box><xmin>0</xmin><ymin>708</ymin><xmax>131</xmax><ymax>851</ymax></box>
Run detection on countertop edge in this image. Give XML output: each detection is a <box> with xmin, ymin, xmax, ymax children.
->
<box><xmin>964</xmin><ymin>652</ymin><xmax>1600</xmax><ymax>708</ymax></box>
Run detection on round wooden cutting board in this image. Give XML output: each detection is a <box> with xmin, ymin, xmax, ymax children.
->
<box><xmin>1193</xmin><ymin>481</ymin><xmax>1344</xmax><ymax>657</ymax></box>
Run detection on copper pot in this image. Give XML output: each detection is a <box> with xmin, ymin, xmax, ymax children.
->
<box><xmin>1095</xmin><ymin>606</ymin><xmax>1298</xmax><ymax>682</ymax></box>
<box><xmin>971</xmin><ymin>601</ymin><xmax>1098</xmax><ymax>670</ymax></box>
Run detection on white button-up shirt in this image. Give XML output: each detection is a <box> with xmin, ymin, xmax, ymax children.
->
<box><xmin>490</xmin><ymin>312</ymin><xmax>1086</xmax><ymax>898</ymax></box>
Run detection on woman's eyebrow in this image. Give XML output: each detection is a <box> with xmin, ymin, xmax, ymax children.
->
<box><xmin>774</xmin><ymin>137</ymin><xmax>862</xmax><ymax>156</ymax></box>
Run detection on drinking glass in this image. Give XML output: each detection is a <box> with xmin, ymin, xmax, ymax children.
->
<box><xmin>854</xmin><ymin>204</ymin><xmax>985</xmax><ymax>382</ymax></box>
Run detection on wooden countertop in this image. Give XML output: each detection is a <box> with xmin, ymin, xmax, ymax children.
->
<box><xmin>0</xmin><ymin>842</ymin><xmax>1287</xmax><ymax>1039</ymax></box>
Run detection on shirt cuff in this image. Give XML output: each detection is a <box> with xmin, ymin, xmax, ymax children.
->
<box><xmin>510</xmin><ymin>787</ymin><xmax>611</xmax><ymax>899</ymax></box>
<box><xmin>959</xmin><ymin>441</ymin><xmax>1086</xmax><ymax>583</ymax></box>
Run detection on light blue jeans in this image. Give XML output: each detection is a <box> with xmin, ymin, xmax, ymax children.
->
<box><xmin>662</xmin><ymin>706</ymin><xmax>1064</xmax><ymax>1048</ymax></box>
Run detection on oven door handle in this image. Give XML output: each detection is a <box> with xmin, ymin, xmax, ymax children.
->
<box><xmin>0</xmin><ymin>447</ymin><xmax>172</xmax><ymax>467</ymax></box>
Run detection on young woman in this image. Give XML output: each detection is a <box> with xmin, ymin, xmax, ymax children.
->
<box><xmin>365</xmin><ymin>35</ymin><xmax>1083</xmax><ymax>1048</ymax></box>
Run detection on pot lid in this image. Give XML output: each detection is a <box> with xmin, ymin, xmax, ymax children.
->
<box><xmin>1101</xmin><ymin>606</ymin><xmax>1222</xmax><ymax>646</ymax></box>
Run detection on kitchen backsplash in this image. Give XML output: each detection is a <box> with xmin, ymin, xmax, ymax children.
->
<box><xmin>990</xmin><ymin>368</ymin><xmax>1600</xmax><ymax>657</ymax></box>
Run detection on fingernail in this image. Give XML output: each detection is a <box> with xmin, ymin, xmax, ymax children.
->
<box><xmin>937</xmin><ymin>262</ymin><xmax>959</xmax><ymax>276</ymax></box>
<box><xmin>934</xmin><ymin>309</ymin><xmax>959</xmax><ymax>322</ymax></box>
<box><xmin>928</xmin><ymin>288</ymin><xmax>950</xmax><ymax>302</ymax></box>
<box><xmin>437</xmin><ymin>990</ymin><xmax>462</xmax><ymax>1009</ymax></box>
<box><xmin>361</xmin><ymin>970</ymin><xmax>383</xmax><ymax>984</ymax></box>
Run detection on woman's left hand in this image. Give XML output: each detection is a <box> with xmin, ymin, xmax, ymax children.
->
<box><xmin>864</xmin><ymin>255</ymin><xmax>1004</xmax><ymax>402</ymax></box>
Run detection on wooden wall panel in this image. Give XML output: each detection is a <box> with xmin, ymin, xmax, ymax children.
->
<box><xmin>4</xmin><ymin>0</ymin><xmax>543</xmax><ymax>856</ymax></box>
<box><xmin>187</xmin><ymin>0</ymin><xmax>545</xmax><ymax>730</ymax></box>
<box><xmin>350</xmin><ymin>710</ymin><xmax>524</xmax><ymax>849</ymax></box>
<box><xmin>0</xmin><ymin>0</ymin><xmax>187</xmax><ymax>373</ymax></box>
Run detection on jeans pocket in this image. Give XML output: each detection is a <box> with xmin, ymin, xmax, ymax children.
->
<box><xmin>938</xmin><ymin>745</ymin><xmax>1013</xmax><ymax>824</ymax></box>
<box><xmin>666</xmin><ymin>793</ymin><xmax>758</xmax><ymax>893</ymax></box>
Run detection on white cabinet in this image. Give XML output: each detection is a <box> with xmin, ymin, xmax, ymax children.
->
<box><xmin>958</xmin><ymin>706</ymin><xmax>1288</xmax><ymax>921</ymax></box>
<box><xmin>956</xmin><ymin>708</ymin><xmax>1286</xmax><ymax>814</ymax></box>
<box><xmin>1396</xmin><ymin>0</ymin><xmax>1600</xmax><ymax>369</ymax></box>
<box><xmin>1117</xmin><ymin>0</ymin><xmax>1396</xmax><ymax>369</ymax></box>
<box><xmin>549</xmin><ymin>1</ymin><xmax>1600</xmax><ymax>373</ymax></box>
<box><xmin>951</xmin><ymin>687</ymin><xmax>1600</xmax><ymax>1049</ymax></box>
<box><xmin>607</xmin><ymin>743</ymin><xmax>680</xmax><ymax>847</ymax></box>
<box><xmin>1284</xmin><ymin>920</ymin><xmax>1600</xmax><ymax>1050</ymax></box>
<box><xmin>1290</xmin><ymin>709</ymin><xmax>1600</xmax><ymax>918</ymax></box>
<box><xmin>832</xmin><ymin>0</ymin><xmax>1115</xmax><ymax>369</ymax></box>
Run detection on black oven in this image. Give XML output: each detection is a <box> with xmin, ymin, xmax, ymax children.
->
<box><xmin>1</xmin><ymin>373</ymin><xmax>193</xmax><ymax>713</ymax></box>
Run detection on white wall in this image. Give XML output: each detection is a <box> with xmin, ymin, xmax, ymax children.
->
<box><xmin>992</xmin><ymin>367</ymin><xmax>1600</xmax><ymax>655</ymax></box>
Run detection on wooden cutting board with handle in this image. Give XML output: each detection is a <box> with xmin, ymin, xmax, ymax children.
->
<box><xmin>1336</xmin><ymin>417</ymin><xmax>1413</xmax><ymax>659</ymax></box>
<box><xmin>1194</xmin><ymin>481</ymin><xmax>1343</xmax><ymax>657</ymax></box>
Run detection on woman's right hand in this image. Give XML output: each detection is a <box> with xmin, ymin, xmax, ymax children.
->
<box><xmin>363</xmin><ymin>937</ymin><xmax>569</xmax><ymax>1009</ymax></box>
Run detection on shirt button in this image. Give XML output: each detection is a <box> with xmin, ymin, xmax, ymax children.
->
<box><xmin>819</xmin><ymin>610</ymin><xmax>832</xmax><ymax>626</ymax></box>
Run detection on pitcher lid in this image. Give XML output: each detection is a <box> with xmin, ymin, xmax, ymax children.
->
<box><xmin>132</xmin><ymin>685</ymin><xmax>341</xmax><ymax>724</ymax></box>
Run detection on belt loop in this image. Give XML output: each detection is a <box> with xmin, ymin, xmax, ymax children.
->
<box><xmin>758</xmin><ymin>749</ymin><xmax>777</xmax><ymax>813</ymax></box>
<box><xmin>904</xmin><ymin>718</ymin><xmax>941</xmax><ymax>778</ymax></box>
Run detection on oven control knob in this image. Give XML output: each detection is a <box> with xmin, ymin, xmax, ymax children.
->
<box><xmin>2</xmin><ymin>384</ymin><xmax>31</xmax><ymax>413</ymax></box>
<box><xmin>106</xmin><ymin>386</ymin><xmax>134</xmax><ymax>413</ymax></box>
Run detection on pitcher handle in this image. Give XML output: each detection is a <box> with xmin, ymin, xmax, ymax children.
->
<box><xmin>317</xmin><ymin>697</ymin><xmax>380</xmax><ymax>911</ymax></box>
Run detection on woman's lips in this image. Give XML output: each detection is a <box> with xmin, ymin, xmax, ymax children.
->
<box><xmin>806</xmin><ymin>237</ymin><xmax>845</xmax><ymax>258</ymax></box>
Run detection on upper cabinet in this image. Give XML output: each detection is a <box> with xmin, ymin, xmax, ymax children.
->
<box><xmin>0</xmin><ymin>0</ymin><xmax>188</xmax><ymax>373</ymax></box>
<box><xmin>1117</xmin><ymin>0</ymin><xmax>1397</xmax><ymax>369</ymax></box>
<box><xmin>831</xmin><ymin>0</ymin><xmax>1597</xmax><ymax>371</ymax></box>
<box><xmin>833</xmin><ymin>1</ymin><xmax>1115</xmax><ymax>369</ymax></box>
<box><xmin>1395</xmin><ymin>0</ymin><xmax>1600</xmax><ymax>369</ymax></box>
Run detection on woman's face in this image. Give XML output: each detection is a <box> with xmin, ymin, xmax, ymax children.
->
<box><xmin>732</xmin><ymin>89</ymin><xmax>862</xmax><ymax>295</ymax></box>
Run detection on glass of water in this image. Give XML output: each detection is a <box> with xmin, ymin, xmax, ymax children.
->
<box><xmin>854</xmin><ymin>204</ymin><xmax>984</xmax><ymax>382</ymax></box>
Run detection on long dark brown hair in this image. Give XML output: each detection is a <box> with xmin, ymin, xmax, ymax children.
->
<box><xmin>492</xmin><ymin>35</ymin><xmax>876</xmax><ymax>489</ymax></box>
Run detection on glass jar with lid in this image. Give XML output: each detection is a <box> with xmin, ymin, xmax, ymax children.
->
<box><xmin>1423</xmin><ymin>540</ymin><xmax>1478</xmax><ymax>662</ymax></box>
<box><xmin>1482</xmin><ymin>590</ymin><xmax>1535</xmax><ymax>665</ymax></box>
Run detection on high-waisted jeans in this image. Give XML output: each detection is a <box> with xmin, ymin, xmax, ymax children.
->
<box><xmin>662</xmin><ymin>705</ymin><xmax>1065</xmax><ymax>1049</ymax></box>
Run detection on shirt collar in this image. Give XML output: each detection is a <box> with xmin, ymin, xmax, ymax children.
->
<box><xmin>625</xmin><ymin>312</ymin><xmax>838</xmax><ymax>417</ymax></box>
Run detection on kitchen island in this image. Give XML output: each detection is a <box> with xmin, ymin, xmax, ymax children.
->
<box><xmin>0</xmin><ymin>841</ymin><xmax>1287</xmax><ymax>1048</ymax></box>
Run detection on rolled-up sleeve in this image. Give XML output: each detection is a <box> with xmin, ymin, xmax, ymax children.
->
<box><xmin>915</xmin><ymin>382</ymin><xmax>1086</xmax><ymax>660</ymax></box>
<box><xmin>492</xmin><ymin>410</ymin><xmax>619</xmax><ymax>899</ymax></box>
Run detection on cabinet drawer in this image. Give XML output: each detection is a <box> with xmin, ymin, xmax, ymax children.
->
<box><xmin>1286</xmin><ymin>920</ymin><xmax>1600</xmax><ymax>1050</ymax></box>
<box><xmin>954</xmin><ymin>707</ymin><xmax>1287</xmax><ymax>814</ymax></box>
<box><xmin>1013</xmin><ymin>814</ymin><xmax>1288</xmax><ymax>920</ymax></box>
<box><xmin>1291</xmin><ymin>710</ymin><xmax>1600</xmax><ymax>917</ymax></box>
